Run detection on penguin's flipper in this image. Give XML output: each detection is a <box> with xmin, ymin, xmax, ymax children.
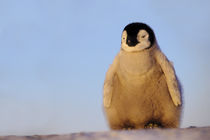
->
<box><xmin>155</xmin><ymin>49</ymin><xmax>182</xmax><ymax>106</ymax></box>
<box><xmin>103</xmin><ymin>54</ymin><xmax>119</xmax><ymax>108</ymax></box>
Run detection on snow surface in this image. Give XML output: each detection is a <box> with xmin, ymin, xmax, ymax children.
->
<box><xmin>0</xmin><ymin>127</ymin><xmax>210</xmax><ymax>140</ymax></box>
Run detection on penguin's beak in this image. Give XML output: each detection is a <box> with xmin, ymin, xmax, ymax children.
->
<box><xmin>126</xmin><ymin>36</ymin><xmax>138</xmax><ymax>47</ymax></box>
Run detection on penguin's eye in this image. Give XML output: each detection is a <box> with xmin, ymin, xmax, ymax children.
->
<box><xmin>121</xmin><ymin>31</ymin><xmax>127</xmax><ymax>42</ymax></box>
<box><xmin>137</xmin><ymin>30</ymin><xmax>148</xmax><ymax>41</ymax></box>
<box><xmin>122</xmin><ymin>35</ymin><xmax>126</xmax><ymax>40</ymax></box>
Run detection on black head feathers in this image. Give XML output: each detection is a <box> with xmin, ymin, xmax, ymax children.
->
<box><xmin>123</xmin><ymin>22</ymin><xmax>155</xmax><ymax>47</ymax></box>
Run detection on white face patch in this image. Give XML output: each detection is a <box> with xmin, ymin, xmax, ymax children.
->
<box><xmin>121</xmin><ymin>31</ymin><xmax>127</xmax><ymax>44</ymax></box>
<box><xmin>121</xmin><ymin>29</ymin><xmax>151</xmax><ymax>52</ymax></box>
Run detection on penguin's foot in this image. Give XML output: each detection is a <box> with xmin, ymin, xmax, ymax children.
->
<box><xmin>122</xmin><ymin>120</ymin><xmax>135</xmax><ymax>130</ymax></box>
<box><xmin>144</xmin><ymin>121</ymin><xmax>163</xmax><ymax>129</ymax></box>
<box><xmin>122</xmin><ymin>127</ymin><xmax>134</xmax><ymax>130</ymax></box>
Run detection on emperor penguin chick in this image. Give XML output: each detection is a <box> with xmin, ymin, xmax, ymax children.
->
<box><xmin>103</xmin><ymin>23</ymin><xmax>182</xmax><ymax>130</ymax></box>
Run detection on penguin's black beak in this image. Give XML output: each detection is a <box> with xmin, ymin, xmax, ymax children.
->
<box><xmin>126</xmin><ymin>36</ymin><xmax>138</xmax><ymax>47</ymax></box>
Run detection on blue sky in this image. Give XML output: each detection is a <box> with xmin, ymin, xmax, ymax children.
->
<box><xmin>0</xmin><ymin>0</ymin><xmax>210</xmax><ymax>135</ymax></box>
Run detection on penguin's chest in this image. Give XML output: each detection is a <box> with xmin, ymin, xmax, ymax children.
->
<box><xmin>118</xmin><ymin>52</ymin><xmax>162</xmax><ymax>89</ymax></box>
<box><xmin>119</xmin><ymin>52</ymin><xmax>154</xmax><ymax>75</ymax></box>
<box><xmin>113</xmin><ymin>52</ymin><xmax>166</xmax><ymax>120</ymax></box>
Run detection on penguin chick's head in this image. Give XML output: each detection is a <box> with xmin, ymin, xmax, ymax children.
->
<box><xmin>121</xmin><ymin>22</ymin><xmax>156</xmax><ymax>52</ymax></box>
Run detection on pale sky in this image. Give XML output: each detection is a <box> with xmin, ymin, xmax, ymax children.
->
<box><xmin>0</xmin><ymin>0</ymin><xmax>210</xmax><ymax>135</ymax></box>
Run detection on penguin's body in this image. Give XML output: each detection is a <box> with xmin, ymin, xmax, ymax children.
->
<box><xmin>103</xmin><ymin>23</ymin><xmax>182</xmax><ymax>129</ymax></box>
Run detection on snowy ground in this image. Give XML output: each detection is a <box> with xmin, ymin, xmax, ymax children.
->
<box><xmin>0</xmin><ymin>127</ymin><xmax>210</xmax><ymax>140</ymax></box>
